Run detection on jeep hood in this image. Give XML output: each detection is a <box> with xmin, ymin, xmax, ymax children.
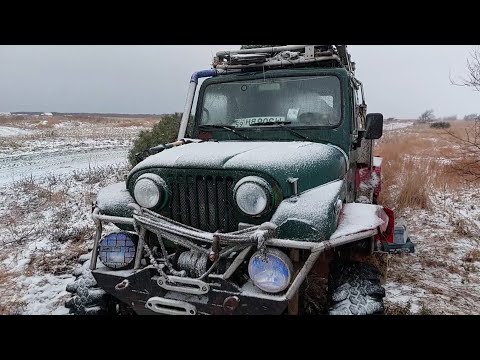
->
<box><xmin>128</xmin><ymin>141</ymin><xmax>348</xmax><ymax>194</ymax></box>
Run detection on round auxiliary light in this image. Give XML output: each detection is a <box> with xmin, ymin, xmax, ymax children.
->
<box><xmin>133</xmin><ymin>173</ymin><xmax>167</xmax><ymax>209</ymax></box>
<box><xmin>233</xmin><ymin>176</ymin><xmax>272</xmax><ymax>216</ymax></box>
<box><xmin>248</xmin><ymin>248</ymin><xmax>294</xmax><ymax>294</ymax></box>
<box><xmin>98</xmin><ymin>232</ymin><xmax>137</xmax><ymax>270</ymax></box>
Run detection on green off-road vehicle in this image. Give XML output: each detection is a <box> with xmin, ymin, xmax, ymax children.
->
<box><xmin>66</xmin><ymin>45</ymin><xmax>402</xmax><ymax>315</ymax></box>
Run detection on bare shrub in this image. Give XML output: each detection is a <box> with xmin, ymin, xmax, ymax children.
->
<box><xmin>385</xmin><ymin>300</ymin><xmax>412</xmax><ymax>315</ymax></box>
<box><xmin>447</xmin><ymin>48</ymin><xmax>480</xmax><ymax>182</ymax></box>
<box><xmin>26</xmin><ymin>240</ymin><xmax>89</xmax><ymax>276</ymax></box>
<box><xmin>444</xmin><ymin>119</ymin><xmax>480</xmax><ymax>182</ymax></box>
<box><xmin>430</xmin><ymin>122</ymin><xmax>451</xmax><ymax>129</ymax></box>
<box><xmin>418</xmin><ymin>109</ymin><xmax>435</xmax><ymax>123</ymax></box>
<box><xmin>2</xmin><ymin>225</ymin><xmax>38</xmax><ymax>246</ymax></box>
<box><xmin>464</xmin><ymin>249</ymin><xmax>480</xmax><ymax>263</ymax></box>
<box><xmin>452</xmin><ymin>218</ymin><xmax>473</xmax><ymax>237</ymax></box>
<box><xmin>72</xmin><ymin>163</ymin><xmax>128</xmax><ymax>184</ymax></box>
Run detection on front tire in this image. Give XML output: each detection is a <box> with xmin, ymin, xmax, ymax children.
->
<box><xmin>64</xmin><ymin>261</ymin><xmax>117</xmax><ymax>315</ymax></box>
<box><xmin>64</xmin><ymin>253</ymin><xmax>133</xmax><ymax>315</ymax></box>
<box><xmin>328</xmin><ymin>261</ymin><xmax>385</xmax><ymax>315</ymax></box>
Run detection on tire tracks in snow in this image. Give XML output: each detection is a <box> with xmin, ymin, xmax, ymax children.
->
<box><xmin>0</xmin><ymin>148</ymin><xmax>129</xmax><ymax>186</ymax></box>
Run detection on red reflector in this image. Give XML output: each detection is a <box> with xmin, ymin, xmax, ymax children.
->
<box><xmin>375</xmin><ymin>207</ymin><xmax>395</xmax><ymax>244</ymax></box>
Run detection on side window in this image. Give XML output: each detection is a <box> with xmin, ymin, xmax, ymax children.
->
<box><xmin>354</xmin><ymin>88</ymin><xmax>365</xmax><ymax>130</ymax></box>
<box><xmin>352</xmin><ymin>89</ymin><xmax>359</xmax><ymax>131</ymax></box>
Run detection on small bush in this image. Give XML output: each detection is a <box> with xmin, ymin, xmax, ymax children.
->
<box><xmin>128</xmin><ymin>113</ymin><xmax>182</xmax><ymax>166</ymax></box>
<box><xmin>430</xmin><ymin>122</ymin><xmax>451</xmax><ymax>129</ymax></box>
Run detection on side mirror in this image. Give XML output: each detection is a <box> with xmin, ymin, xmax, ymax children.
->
<box><xmin>365</xmin><ymin>113</ymin><xmax>383</xmax><ymax>139</ymax></box>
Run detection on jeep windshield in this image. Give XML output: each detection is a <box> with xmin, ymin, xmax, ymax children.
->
<box><xmin>200</xmin><ymin>76</ymin><xmax>342</xmax><ymax>128</ymax></box>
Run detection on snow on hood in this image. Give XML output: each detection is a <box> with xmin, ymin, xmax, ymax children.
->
<box><xmin>129</xmin><ymin>141</ymin><xmax>348</xmax><ymax>192</ymax></box>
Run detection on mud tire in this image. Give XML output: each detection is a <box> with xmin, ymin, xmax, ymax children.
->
<box><xmin>64</xmin><ymin>260</ymin><xmax>119</xmax><ymax>315</ymax></box>
<box><xmin>328</xmin><ymin>261</ymin><xmax>385</xmax><ymax>315</ymax></box>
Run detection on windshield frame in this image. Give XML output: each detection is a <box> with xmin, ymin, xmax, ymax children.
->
<box><xmin>193</xmin><ymin>70</ymin><xmax>345</xmax><ymax>134</ymax></box>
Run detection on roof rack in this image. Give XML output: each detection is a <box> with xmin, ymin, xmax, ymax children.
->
<box><xmin>213</xmin><ymin>45</ymin><xmax>355</xmax><ymax>74</ymax></box>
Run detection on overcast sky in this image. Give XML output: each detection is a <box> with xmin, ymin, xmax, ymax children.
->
<box><xmin>0</xmin><ymin>45</ymin><xmax>478</xmax><ymax>119</ymax></box>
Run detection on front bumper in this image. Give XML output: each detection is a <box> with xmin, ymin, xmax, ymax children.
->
<box><xmin>90</xmin><ymin>205</ymin><xmax>378</xmax><ymax>315</ymax></box>
<box><xmin>92</xmin><ymin>266</ymin><xmax>288</xmax><ymax>315</ymax></box>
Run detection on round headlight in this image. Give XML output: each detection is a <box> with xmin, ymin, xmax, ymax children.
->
<box><xmin>248</xmin><ymin>248</ymin><xmax>293</xmax><ymax>293</ymax></box>
<box><xmin>133</xmin><ymin>174</ymin><xmax>167</xmax><ymax>209</ymax></box>
<box><xmin>233</xmin><ymin>176</ymin><xmax>272</xmax><ymax>216</ymax></box>
<box><xmin>99</xmin><ymin>232</ymin><xmax>137</xmax><ymax>270</ymax></box>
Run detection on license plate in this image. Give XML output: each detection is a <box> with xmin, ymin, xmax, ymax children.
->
<box><xmin>234</xmin><ymin>116</ymin><xmax>285</xmax><ymax>127</ymax></box>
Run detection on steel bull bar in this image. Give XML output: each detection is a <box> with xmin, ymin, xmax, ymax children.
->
<box><xmin>90</xmin><ymin>205</ymin><xmax>378</xmax><ymax>314</ymax></box>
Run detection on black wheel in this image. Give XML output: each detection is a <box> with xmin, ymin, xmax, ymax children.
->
<box><xmin>65</xmin><ymin>254</ymin><xmax>132</xmax><ymax>315</ymax></box>
<box><xmin>328</xmin><ymin>260</ymin><xmax>385</xmax><ymax>315</ymax></box>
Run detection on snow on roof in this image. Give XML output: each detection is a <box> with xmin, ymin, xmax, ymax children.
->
<box><xmin>42</xmin><ymin>112</ymin><xmax>53</xmax><ymax>116</ymax></box>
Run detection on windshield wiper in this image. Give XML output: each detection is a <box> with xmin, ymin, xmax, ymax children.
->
<box><xmin>251</xmin><ymin>122</ymin><xmax>310</xmax><ymax>141</ymax></box>
<box><xmin>199</xmin><ymin>124</ymin><xmax>251</xmax><ymax>140</ymax></box>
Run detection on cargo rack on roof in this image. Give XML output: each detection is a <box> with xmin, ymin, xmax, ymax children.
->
<box><xmin>213</xmin><ymin>45</ymin><xmax>355</xmax><ymax>74</ymax></box>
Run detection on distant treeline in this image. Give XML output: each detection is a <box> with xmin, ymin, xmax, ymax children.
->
<box><xmin>9</xmin><ymin>112</ymin><xmax>165</xmax><ymax>118</ymax></box>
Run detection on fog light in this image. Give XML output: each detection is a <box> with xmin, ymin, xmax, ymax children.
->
<box><xmin>98</xmin><ymin>232</ymin><xmax>137</xmax><ymax>270</ymax></box>
<box><xmin>248</xmin><ymin>248</ymin><xmax>293</xmax><ymax>293</ymax></box>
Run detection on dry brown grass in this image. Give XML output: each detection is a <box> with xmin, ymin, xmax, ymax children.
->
<box><xmin>0</xmin><ymin>270</ymin><xmax>25</xmax><ymax>315</ymax></box>
<box><xmin>0</xmin><ymin>115</ymin><xmax>158</xmax><ymax>146</ymax></box>
<box><xmin>375</xmin><ymin>123</ymin><xmax>475</xmax><ymax>211</ymax></box>
<box><xmin>302</xmin><ymin>273</ymin><xmax>328</xmax><ymax>314</ymax></box>
<box><xmin>25</xmin><ymin>240</ymin><xmax>88</xmax><ymax>276</ymax></box>
<box><xmin>385</xmin><ymin>300</ymin><xmax>412</xmax><ymax>315</ymax></box>
<box><xmin>0</xmin><ymin>115</ymin><xmax>159</xmax><ymax>128</ymax></box>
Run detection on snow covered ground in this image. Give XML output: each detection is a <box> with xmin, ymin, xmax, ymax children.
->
<box><xmin>0</xmin><ymin>148</ymin><xmax>129</xmax><ymax>186</ymax></box>
<box><xmin>379</xmin><ymin>122</ymin><xmax>480</xmax><ymax>314</ymax></box>
<box><xmin>1</xmin><ymin>116</ymin><xmax>477</xmax><ymax>315</ymax></box>
<box><xmin>384</xmin><ymin>187</ymin><xmax>480</xmax><ymax>314</ymax></box>
<box><xmin>0</xmin><ymin>116</ymin><xmax>155</xmax><ymax>314</ymax></box>
<box><xmin>0</xmin><ymin>126</ymin><xmax>32</xmax><ymax>137</ymax></box>
<box><xmin>383</xmin><ymin>121</ymin><xmax>414</xmax><ymax>131</ymax></box>
<box><xmin>0</xmin><ymin>169</ymin><xmax>125</xmax><ymax>314</ymax></box>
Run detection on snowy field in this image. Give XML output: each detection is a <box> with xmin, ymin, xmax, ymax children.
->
<box><xmin>0</xmin><ymin>126</ymin><xmax>32</xmax><ymax>137</ymax></box>
<box><xmin>378</xmin><ymin>121</ymin><xmax>480</xmax><ymax>314</ymax></box>
<box><xmin>383</xmin><ymin>121</ymin><xmax>414</xmax><ymax>131</ymax></box>
<box><xmin>0</xmin><ymin>116</ymin><xmax>156</xmax><ymax>314</ymax></box>
<box><xmin>1</xmin><ymin>116</ymin><xmax>478</xmax><ymax>315</ymax></box>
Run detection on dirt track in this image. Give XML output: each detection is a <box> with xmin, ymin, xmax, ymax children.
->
<box><xmin>0</xmin><ymin>148</ymin><xmax>128</xmax><ymax>186</ymax></box>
